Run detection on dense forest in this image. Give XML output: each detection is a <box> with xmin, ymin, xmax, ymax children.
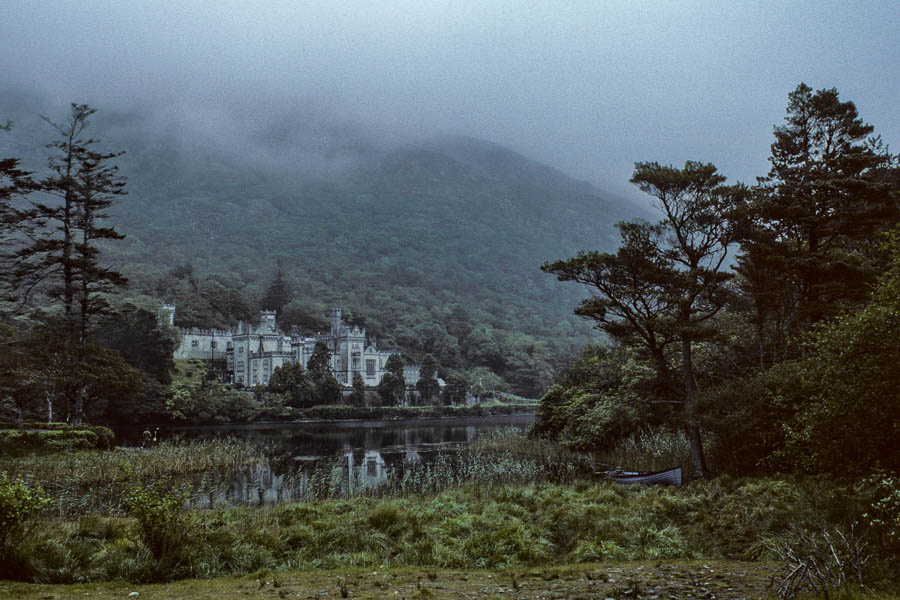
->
<box><xmin>1</xmin><ymin>92</ymin><xmax>641</xmax><ymax>426</ymax></box>
<box><xmin>534</xmin><ymin>83</ymin><xmax>900</xmax><ymax>478</ymax></box>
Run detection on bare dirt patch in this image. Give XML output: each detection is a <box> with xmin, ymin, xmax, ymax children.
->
<box><xmin>0</xmin><ymin>561</ymin><xmax>780</xmax><ymax>599</ymax></box>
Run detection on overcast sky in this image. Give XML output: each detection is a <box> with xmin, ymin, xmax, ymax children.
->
<box><xmin>2</xmin><ymin>1</ymin><xmax>898</xmax><ymax>199</ymax></box>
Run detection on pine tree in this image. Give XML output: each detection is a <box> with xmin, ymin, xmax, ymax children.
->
<box><xmin>415</xmin><ymin>354</ymin><xmax>440</xmax><ymax>405</ymax></box>
<box><xmin>545</xmin><ymin>161</ymin><xmax>740</xmax><ymax>478</ymax></box>
<box><xmin>9</xmin><ymin>104</ymin><xmax>129</xmax><ymax>424</ymax></box>
<box><xmin>306</xmin><ymin>341</ymin><xmax>332</xmax><ymax>384</ymax></box>
<box><xmin>349</xmin><ymin>371</ymin><xmax>366</xmax><ymax>406</ymax></box>
<box><xmin>1</xmin><ymin>121</ymin><xmax>37</xmax><ymax>309</ymax></box>
<box><xmin>261</xmin><ymin>266</ymin><xmax>292</xmax><ymax>313</ymax></box>
<box><xmin>749</xmin><ymin>83</ymin><xmax>898</xmax><ymax>327</ymax></box>
<box><xmin>378</xmin><ymin>354</ymin><xmax>406</xmax><ymax>406</ymax></box>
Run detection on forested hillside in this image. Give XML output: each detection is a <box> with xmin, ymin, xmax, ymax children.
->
<box><xmin>1</xmin><ymin>92</ymin><xmax>643</xmax><ymax>397</ymax></box>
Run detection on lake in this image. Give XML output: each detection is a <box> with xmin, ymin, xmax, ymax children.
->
<box><xmin>163</xmin><ymin>414</ymin><xmax>538</xmax><ymax>507</ymax></box>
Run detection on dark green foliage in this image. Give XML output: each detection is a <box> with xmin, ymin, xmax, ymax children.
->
<box><xmin>305</xmin><ymin>341</ymin><xmax>331</xmax><ymax>384</ymax></box>
<box><xmin>261</xmin><ymin>266</ymin><xmax>292</xmax><ymax>314</ymax></box>
<box><xmin>267</xmin><ymin>362</ymin><xmax>315</xmax><ymax>408</ymax></box>
<box><xmin>167</xmin><ymin>380</ymin><xmax>260</xmax><ymax>424</ymax></box>
<box><xmin>316</xmin><ymin>374</ymin><xmax>343</xmax><ymax>405</ymax></box>
<box><xmin>743</xmin><ymin>83</ymin><xmax>899</xmax><ymax>333</ymax></box>
<box><xmin>540</xmin><ymin>84</ymin><xmax>900</xmax><ymax>478</ymax></box>
<box><xmin>0</xmin><ymin>126</ymin><xmax>37</xmax><ymax>305</ymax></box>
<box><xmin>0</xmin><ymin>471</ymin><xmax>51</xmax><ymax>577</ymax></box>
<box><xmin>121</xmin><ymin>471</ymin><xmax>193</xmax><ymax>581</ymax></box>
<box><xmin>159</xmin><ymin>270</ymin><xmax>254</xmax><ymax>331</ymax></box>
<box><xmin>94</xmin><ymin>305</ymin><xmax>176</xmax><ymax>385</ymax></box>
<box><xmin>11</xmin><ymin>104</ymin><xmax>128</xmax><ymax>328</ymax></box>
<box><xmin>415</xmin><ymin>354</ymin><xmax>440</xmax><ymax>405</ymax></box>
<box><xmin>2</xmin><ymin>105</ymin><xmax>131</xmax><ymax>426</ymax></box>
<box><xmin>0</xmin><ymin>429</ymin><xmax>92</xmax><ymax>454</ymax></box>
<box><xmin>532</xmin><ymin>346</ymin><xmax>657</xmax><ymax>451</ymax></box>
<box><xmin>441</xmin><ymin>374</ymin><xmax>468</xmax><ymax>405</ymax></box>
<box><xmin>759</xmin><ymin>232</ymin><xmax>900</xmax><ymax>474</ymax></box>
<box><xmin>378</xmin><ymin>353</ymin><xmax>406</xmax><ymax>406</ymax></box>
<box><xmin>349</xmin><ymin>371</ymin><xmax>366</xmax><ymax>406</ymax></box>
<box><xmin>544</xmin><ymin>161</ymin><xmax>739</xmax><ymax>477</ymax></box>
<box><xmin>2</xmin><ymin>316</ymin><xmax>142</xmax><ymax>427</ymax></box>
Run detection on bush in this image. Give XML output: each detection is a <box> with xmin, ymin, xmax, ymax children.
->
<box><xmin>0</xmin><ymin>424</ymin><xmax>115</xmax><ymax>455</ymax></box>
<box><xmin>0</xmin><ymin>471</ymin><xmax>51</xmax><ymax>575</ymax></box>
<box><xmin>858</xmin><ymin>471</ymin><xmax>900</xmax><ymax>558</ymax></box>
<box><xmin>122</xmin><ymin>472</ymin><xmax>193</xmax><ymax>581</ymax></box>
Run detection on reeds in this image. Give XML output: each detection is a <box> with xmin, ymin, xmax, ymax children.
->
<box><xmin>0</xmin><ymin>438</ymin><xmax>265</xmax><ymax>515</ymax></box>
<box><xmin>3</xmin><ymin>429</ymin><xmax>693</xmax><ymax>514</ymax></box>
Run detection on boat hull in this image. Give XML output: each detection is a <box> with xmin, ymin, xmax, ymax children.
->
<box><xmin>606</xmin><ymin>466</ymin><xmax>682</xmax><ymax>486</ymax></box>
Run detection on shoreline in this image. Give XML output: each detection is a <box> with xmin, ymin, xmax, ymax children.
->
<box><xmin>134</xmin><ymin>404</ymin><xmax>538</xmax><ymax>432</ymax></box>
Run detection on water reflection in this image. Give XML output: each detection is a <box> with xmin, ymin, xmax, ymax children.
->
<box><xmin>178</xmin><ymin>415</ymin><xmax>534</xmax><ymax>508</ymax></box>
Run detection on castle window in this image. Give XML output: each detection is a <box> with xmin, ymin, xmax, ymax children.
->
<box><xmin>210</xmin><ymin>340</ymin><xmax>217</xmax><ymax>349</ymax></box>
<box><xmin>191</xmin><ymin>340</ymin><xmax>200</xmax><ymax>349</ymax></box>
<box><xmin>366</xmin><ymin>359</ymin><xmax>376</xmax><ymax>377</ymax></box>
<box><xmin>238</xmin><ymin>347</ymin><xmax>244</xmax><ymax>354</ymax></box>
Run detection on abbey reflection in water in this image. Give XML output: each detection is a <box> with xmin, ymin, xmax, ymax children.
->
<box><xmin>179</xmin><ymin>415</ymin><xmax>533</xmax><ymax>508</ymax></box>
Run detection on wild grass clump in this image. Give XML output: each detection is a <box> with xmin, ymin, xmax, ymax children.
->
<box><xmin>591</xmin><ymin>427</ymin><xmax>696</xmax><ymax>475</ymax></box>
<box><xmin>0</xmin><ymin>438</ymin><xmax>265</xmax><ymax>515</ymax></box>
<box><xmin>2</xmin><ymin>476</ymin><xmax>896</xmax><ymax>587</ymax></box>
<box><xmin>0</xmin><ymin>471</ymin><xmax>52</xmax><ymax>579</ymax></box>
<box><xmin>121</xmin><ymin>469</ymin><xmax>194</xmax><ymax>581</ymax></box>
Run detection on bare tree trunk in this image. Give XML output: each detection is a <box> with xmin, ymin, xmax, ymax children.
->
<box><xmin>681</xmin><ymin>337</ymin><xmax>708</xmax><ymax>478</ymax></box>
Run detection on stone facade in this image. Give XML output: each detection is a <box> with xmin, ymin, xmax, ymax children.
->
<box><xmin>174</xmin><ymin>307</ymin><xmax>395</xmax><ymax>388</ymax></box>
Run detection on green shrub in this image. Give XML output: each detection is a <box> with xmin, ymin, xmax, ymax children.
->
<box><xmin>0</xmin><ymin>425</ymin><xmax>115</xmax><ymax>455</ymax></box>
<box><xmin>0</xmin><ymin>471</ymin><xmax>52</xmax><ymax>575</ymax></box>
<box><xmin>858</xmin><ymin>471</ymin><xmax>900</xmax><ymax>558</ymax></box>
<box><xmin>121</xmin><ymin>472</ymin><xmax>193</xmax><ymax>581</ymax></box>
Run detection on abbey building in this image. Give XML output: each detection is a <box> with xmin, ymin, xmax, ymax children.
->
<box><xmin>171</xmin><ymin>307</ymin><xmax>398</xmax><ymax>388</ymax></box>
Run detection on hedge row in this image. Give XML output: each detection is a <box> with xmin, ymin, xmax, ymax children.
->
<box><xmin>0</xmin><ymin>425</ymin><xmax>115</xmax><ymax>456</ymax></box>
<box><xmin>267</xmin><ymin>403</ymin><xmax>537</xmax><ymax>422</ymax></box>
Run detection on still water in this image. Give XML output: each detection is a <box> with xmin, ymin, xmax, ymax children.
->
<box><xmin>166</xmin><ymin>414</ymin><xmax>536</xmax><ymax>507</ymax></box>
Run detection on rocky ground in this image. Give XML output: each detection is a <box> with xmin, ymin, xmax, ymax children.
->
<box><xmin>0</xmin><ymin>561</ymin><xmax>784</xmax><ymax>599</ymax></box>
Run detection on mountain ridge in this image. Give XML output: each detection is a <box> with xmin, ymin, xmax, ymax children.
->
<box><xmin>1</xmin><ymin>97</ymin><xmax>645</xmax><ymax>395</ymax></box>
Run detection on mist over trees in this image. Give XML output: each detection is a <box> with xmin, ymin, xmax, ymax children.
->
<box><xmin>535</xmin><ymin>84</ymin><xmax>900</xmax><ymax>477</ymax></box>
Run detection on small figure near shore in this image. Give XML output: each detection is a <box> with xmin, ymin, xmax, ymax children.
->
<box><xmin>142</xmin><ymin>428</ymin><xmax>152</xmax><ymax>449</ymax></box>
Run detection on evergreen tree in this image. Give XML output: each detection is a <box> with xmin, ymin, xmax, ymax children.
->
<box><xmin>349</xmin><ymin>371</ymin><xmax>366</xmax><ymax>406</ymax></box>
<box><xmin>267</xmin><ymin>362</ymin><xmax>314</xmax><ymax>408</ymax></box>
<box><xmin>747</xmin><ymin>83</ymin><xmax>898</xmax><ymax>328</ymax></box>
<box><xmin>441</xmin><ymin>374</ymin><xmax>467</xmax><ymax>406</ymax></box>
<box><xmin>378</xmin><ymin>353</ymin><xmax>406</xmax><ymax>406</ymax></box>
<box><xmin>7</xmin><ymin>105</ymin><xmax>129</xmax><ymax>424</ymax></box>
<box><xmin>0</xmin><ymin>122</ymin><xmax>37</xmax><ymax>310</ymax></box>
<box><xmin>545</xmin><ymin>161</ymin><xmax>740</xmax><ymax>478</ymax></box>
<box><xmin>261</xmin><ymin>265</ymin><xmax>292</xmax><ymax>314</ymax></box>
<box><xmin>306</xmin><ymin>341</ymin><xmax>332</xmax><ymax>384</ymax></box>
<box><xmin>415</xmin><ymin>354</ymin><xmax>440</xmax><ymax>405</ymax></box>
<box><xmin>94</xmin><ymin>306</ymin><xmax>176</xmax><ymax>385</ymax></box>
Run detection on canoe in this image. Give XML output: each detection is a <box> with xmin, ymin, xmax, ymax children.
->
<box><xmin>605</xmin><ymin>466</ymin><xmax>682</xmax><ymax>486</ymax></box>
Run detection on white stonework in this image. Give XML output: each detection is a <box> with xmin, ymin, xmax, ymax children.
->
<box><xmin>174</xmin><ymin>307</ymin><xmax>395</xmax><ymax>388</ymax></box>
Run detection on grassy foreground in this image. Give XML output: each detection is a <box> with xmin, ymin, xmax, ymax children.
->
<box><xmin>3</xmin><ymin>433</ymin><xmax>899</xmax><ymax>597</ymax></box>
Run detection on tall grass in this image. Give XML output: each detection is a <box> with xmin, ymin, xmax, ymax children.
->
<box><xmin>0</xmin><ymin>438</ymin><xmax>265</xmax><ymax>515</ymax></box>
<box><xmin>2</xmin><ymin>428</ymin><xmax>716</xmax><ymax>514</ymax></box>
<box><xmin>3</xmin><ymin>431</ymin><xmax>898</xmax><ymax>592</ymax></box>
<box><xmin>593</xmin><ymin>428</ymin><xmax>696</xmax><ymax>477</ymax></box>
<box><xmin>7</xmin><ymin>477</ymin><xmax>889</xmax><ymax>585</ymax></box>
